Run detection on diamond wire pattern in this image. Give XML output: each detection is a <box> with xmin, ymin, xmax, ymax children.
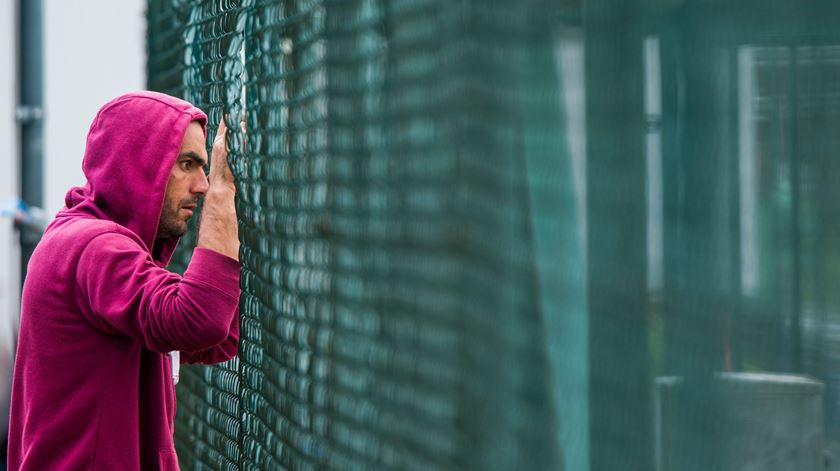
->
<box><xmin>148</xmin><ymin>1</ymin><xmax>566</xmax><ymax>469</ymax></box>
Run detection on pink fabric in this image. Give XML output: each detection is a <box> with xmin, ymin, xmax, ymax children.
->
<box><xmin>8</xmin><ymin>91</ymin><xmax>241</xmax><ymax>470</ymax></box>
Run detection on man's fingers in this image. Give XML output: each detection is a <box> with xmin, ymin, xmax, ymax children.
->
<box><xmin>210</xmin><ymin>117</ymin><xmax>229</xmax><ymax>178</ymax></box>
<box><xmin>208</xmin><ymin>115</ymin><xmax>239</xmax><ymax>185</ymax></box>
<box><xmin>212</xmin><ymin>113</ymin><xmax>244</xmax><ymax>159</ymax></box>
<box><xmin>215</xmin><ymin>116</ymin><xmax>228</xmax><ymax>140</ymax></box>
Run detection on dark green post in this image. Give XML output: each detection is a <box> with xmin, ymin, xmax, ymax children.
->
<box><xmin>660</xmin><ymin>4</ymin><xmax>732</xmax><ymax>469</ymax></box>
<box><xmin>788</xmin><ymin>44</ymin><xmax>803</xmax><ymax>374</ymax></box>
<box><xmin>17</xmin><ymin>0</ymin><xmax>44</xmax><ymax>282</ymax></box>
<box><xmin>585</xmin><ymin>1</ymin><xmax>652</xmax><ymax>470</ymax></box>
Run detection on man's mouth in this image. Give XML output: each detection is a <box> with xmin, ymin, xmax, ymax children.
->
<box><xmin>181</xmin><ymin>204</ymin><xmax>197</xmax><ymax>217</ymax></box>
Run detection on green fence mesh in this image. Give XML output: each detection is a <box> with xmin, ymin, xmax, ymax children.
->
<box><xmin>147</xmin><ymin>0</ymin><xmax>840</xmax><ymax>470</ymax></box>
<box><xmin>149</xmin><ymin>1</ymin><xmax>567</xmax><ymax>469</ymax></box>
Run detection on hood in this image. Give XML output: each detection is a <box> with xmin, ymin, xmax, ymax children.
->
<box><xmin>58</xmin><ymin>91</ymin><xmax>207</xmax><ymax>265</ymax></box>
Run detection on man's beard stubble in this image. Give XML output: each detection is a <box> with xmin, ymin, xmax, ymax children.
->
<box><xmin>156</xmin><ymin>196</ymin><xmax>199</xmax><ymax>239</ymax></box>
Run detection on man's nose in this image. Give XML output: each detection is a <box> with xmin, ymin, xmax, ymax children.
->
<box><xmin>193</xmin><ymin>172</ymin><xmax>209</xmax><ymax>195</ymax></box>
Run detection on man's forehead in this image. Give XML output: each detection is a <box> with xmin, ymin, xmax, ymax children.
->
<box><xmin>179</xmin><ymin>122</ymin><xmax>208</xmax><ymax>164</ymax></box>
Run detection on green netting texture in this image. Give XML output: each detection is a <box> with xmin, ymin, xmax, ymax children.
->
<box><xmin>149</xmin><ymin>1</ymin><xmax>840</xmax><ymax>470</ymax></box>
<box><xmin>148</xmin><ymin>0</ymin><xmax>569</xmax><ymax>470</ymax></box>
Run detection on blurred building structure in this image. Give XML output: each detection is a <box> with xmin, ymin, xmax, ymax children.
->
<box><xmin>0</xmin><ymin>0</ymin><xmax>144</xmax><ymax>464</ymax></box>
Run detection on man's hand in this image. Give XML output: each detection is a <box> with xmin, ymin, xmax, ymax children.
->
<box><xmin>197</xmin><ymin>115</ymin><xmax>242</xmax><ymax>261</ymax></box>
<box><xmin>209</xmin><ymin>118</ymin><xmax>236</xmax><ymax>187</ymax></box>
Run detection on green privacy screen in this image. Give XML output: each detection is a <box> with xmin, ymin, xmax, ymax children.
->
<box><xmin>147</xmin><ymin>0</ymin><xmax>840</xmax><ymax>470</ymax></box>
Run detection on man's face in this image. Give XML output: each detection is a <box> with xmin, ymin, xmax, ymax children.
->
<box><xmin>156</xmin><ymin>121</ymin><xmax>209</xmax><ymax>239</ymax></box>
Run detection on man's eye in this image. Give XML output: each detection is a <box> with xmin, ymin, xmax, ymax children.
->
<box><xmin>180</xmin><ymin>160</ymin><xmax>192</xmax><ymax>170</ymax></box>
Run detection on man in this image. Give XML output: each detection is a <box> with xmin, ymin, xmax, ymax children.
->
<box><xmin>8</xmin><ymin>91</ymin><xmax>241</xmax><ymax>470</ymax></box>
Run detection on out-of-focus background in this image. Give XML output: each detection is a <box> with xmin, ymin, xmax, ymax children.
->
<box><xmin>8</xmin><ymin>1</ymin><xmax>840</xmax><ymax>470</ymax></box>
<box><xmin>1</xmin><ymin>1</ymin><xmax>144</xmax><ymax>469</ymax></box>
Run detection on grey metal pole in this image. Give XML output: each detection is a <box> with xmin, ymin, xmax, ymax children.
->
<box><xmin>16</xmin><ymin>0</ymin><xmax>44</xmax><ymax>284</ymax></box>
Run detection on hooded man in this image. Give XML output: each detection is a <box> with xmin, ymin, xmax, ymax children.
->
<box><xmin>8</xmin><ymin>91</ymin><xmax>241</xmax><ymax>470</ymax></box>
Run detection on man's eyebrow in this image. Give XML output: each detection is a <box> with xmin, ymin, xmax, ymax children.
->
<box><xmin>179</xmin><ymin>150</ymin><xmax>207</xmax><ymax>167</ymax></box>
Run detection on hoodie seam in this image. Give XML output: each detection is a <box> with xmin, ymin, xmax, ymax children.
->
<box><xmin>181</xmin><ymin>276</ymin><xmax>240</xmax><ymax>304</ymax></box>
<box><xmin>73</xmin><ymin>226</ymin><xmax>123</xmax><ymax>297</ymax></box>
<box><xmin>77</xmin><ymin>231</ymin><xmax>238</xmax><ymax>321</ymax></box>
<box><xmin>88</xmin><ymin>337</ymin><xmax>119</xmax><ymax>470</ymax></box>
<box><xmin>74</xmin><ymin>229</ymin><xmax>148</xmax><ymax>330</ymax></box>
<box><xmin>99</xmin><ymin>95</ymin><xmax>205</xmax><ymax>123</ymax></box>
<box><xmin>74</xmin><ymin>229</ymin><xmax>137</xmax><ymax>296</ymax></box>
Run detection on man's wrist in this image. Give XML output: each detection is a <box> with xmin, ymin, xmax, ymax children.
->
<box><xmin>206</xmin><ymin>181</ymin><xmax>236</xmax><ymax>196</ymax></box>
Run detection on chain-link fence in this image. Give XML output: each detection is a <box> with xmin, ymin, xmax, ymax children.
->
<box><xmin>148</xmin><ymin>1</ymin><xmax>840</xmax><ymax>470</ymax></box>
<box><xmin>149</xmin><ymin>1</ymin><xmax>570</xmax><ymax>469</ymax></box>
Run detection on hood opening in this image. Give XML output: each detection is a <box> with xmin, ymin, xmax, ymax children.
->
<box><xmin>58</xmin><ymin>91</ymin><xmax>207</xmax><ymax>266</ymax></box>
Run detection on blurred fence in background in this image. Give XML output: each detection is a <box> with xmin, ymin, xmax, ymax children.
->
<box><xmin>147</xmin><ymin>1</ymin><xmax>840</xmax><ymax>470</ymax></box>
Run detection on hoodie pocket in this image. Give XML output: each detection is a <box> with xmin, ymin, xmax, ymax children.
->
<box><xmin>158</xmin><ymin>451</ymin><xmax>180</xmax><ymax>471</ymax></box>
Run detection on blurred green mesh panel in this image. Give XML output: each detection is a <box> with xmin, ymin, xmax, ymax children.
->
<box><xmin>239</xmin><ymin>1</ymin><xmax>564</xmax><ymax>469</ymax></box>
<box><xmin>147</xmin><ymin>1</ymin><xmax>840</xmax><ymax>470</ymax></box>
<box><xmin>147</xmin><ymin>0</ymin><xmax>189</xmax><ymax>94</ymax></box>
<box><xmin>149</xmin><ymin>0</ymin><xmax>570</xmax><ymax>469</ymax></box>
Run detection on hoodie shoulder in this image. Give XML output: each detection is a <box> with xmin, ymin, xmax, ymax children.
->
<box><xmin>44</xmin><ymin>216</ymin><xmax>146</xmax><ymax>256</ymax></box>
<box><xmin>23</xmin><ymin>215</ymin><xmax>151</xmax><ymax>318</ymax></box>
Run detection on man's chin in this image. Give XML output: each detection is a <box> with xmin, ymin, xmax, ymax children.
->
<box><xmin>174</xmin><ymin>222</ymin><xmax>189</xmax><ymax>238</ymax></box>
<box><xmin>156</xmin><ymin>221</ymin><xmax>189</xmax><ymax>240</ymax></box>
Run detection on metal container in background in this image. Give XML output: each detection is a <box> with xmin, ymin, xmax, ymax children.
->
<box><xmin>656</xmin><ymin>373</ymin><xmax>825</xmax><ymax>471</ymax></box>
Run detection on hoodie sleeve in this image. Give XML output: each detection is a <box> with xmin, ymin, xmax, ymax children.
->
<box><xmin>180</xmin><ymin>308</ymin><xmax>240</xmax><ymax>364</ymax></box>
<box><xmin>76</xmin><ymin>232</ymin><xmax>240</xmax><ymax>354</ymax></box>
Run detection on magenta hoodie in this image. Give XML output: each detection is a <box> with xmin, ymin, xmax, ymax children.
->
<box><xmin>8</xmin><ymin>91</ymin><xmax>241</xmax><ymax>470</ymax></box>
